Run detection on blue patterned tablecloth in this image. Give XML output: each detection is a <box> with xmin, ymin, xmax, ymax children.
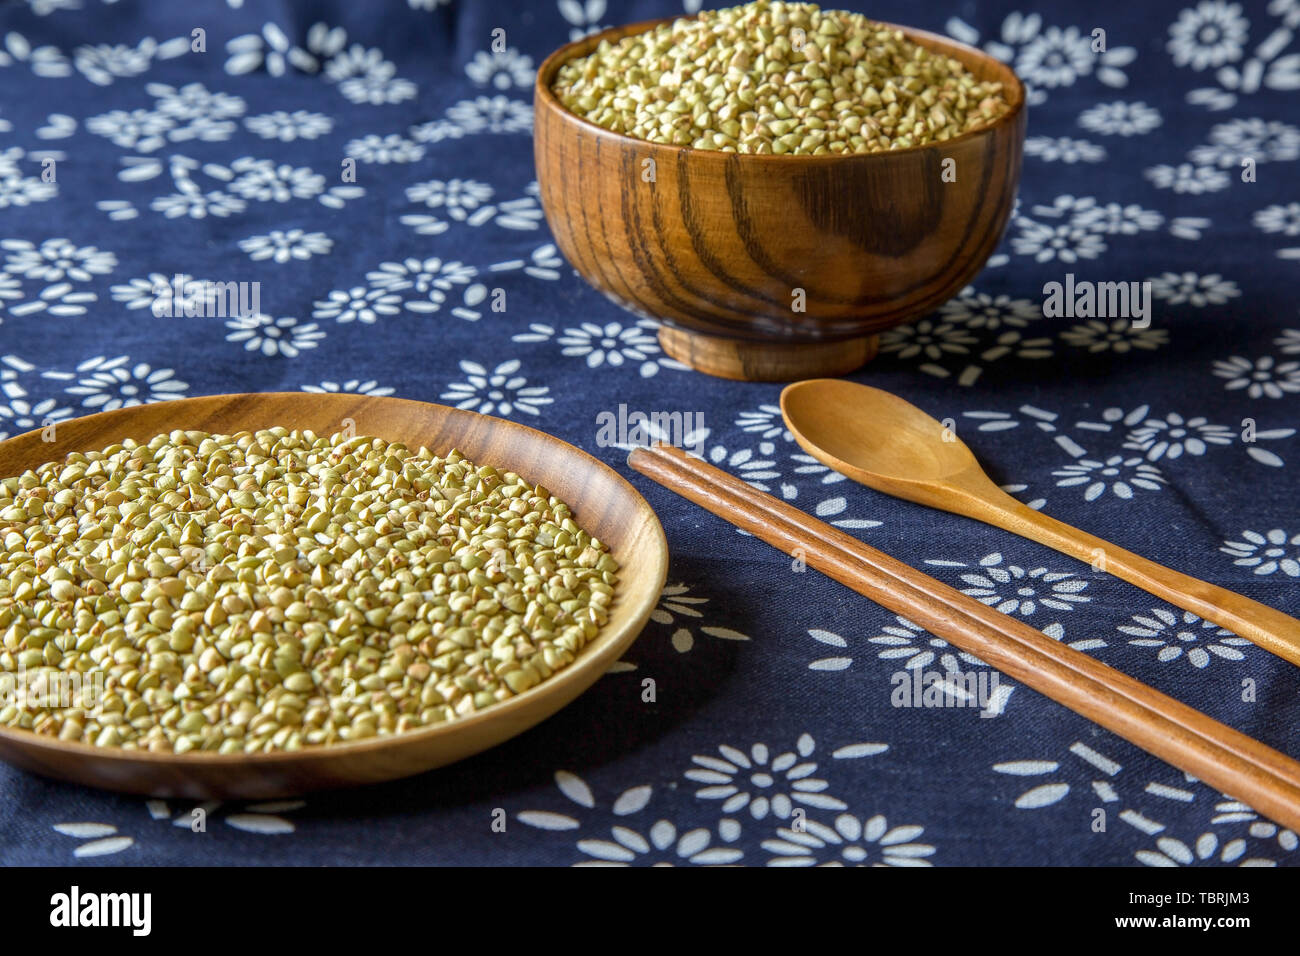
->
<box><xmin>0</xmin><ymin>0</ymin><xmax>1297</xmax><ymax>866</ymax></box>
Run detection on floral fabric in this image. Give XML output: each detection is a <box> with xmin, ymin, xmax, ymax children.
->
<box><xmin>0</xmin><ymin>0</ymin><xmax>1297</xmax><ymax>866</ymax></box>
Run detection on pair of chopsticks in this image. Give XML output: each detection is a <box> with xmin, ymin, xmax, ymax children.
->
<box><xmin>628</xmin><ymin>443</ymin><xmax>1300</xmax><ymax>832</ymax></box>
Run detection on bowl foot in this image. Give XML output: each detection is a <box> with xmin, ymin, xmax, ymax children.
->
<box><xmin>658</xmin><ymin>327</ymin><xmax>879</xmax><ymax>382</ymax></box>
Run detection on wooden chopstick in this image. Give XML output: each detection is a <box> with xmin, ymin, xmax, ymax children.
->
<box><xmin>635</xmin><ymin>445</ymin><xmax>1300</xmax><ymax>793</ymax></box>
<box><xmin>628</xmin><ymin>443</ymin><xmax>1300</xmax><ymax>832</ymax></box>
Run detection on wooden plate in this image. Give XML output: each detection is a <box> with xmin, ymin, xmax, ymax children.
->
<box><xmin>0</xmin><ymin>393</ymin><xmax>668</xmax><ymax>798</ymax></box>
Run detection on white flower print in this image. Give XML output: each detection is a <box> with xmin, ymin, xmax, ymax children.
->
<box><xmin>559</xmin><ymin>0</ymin><xmax>609</xmax><ymax>41</ymax></box>
<box><xmin>338</xmin><ymin>64</ymin><xmax>417</xmax><ymax>105</ymax></box>
<box><xmin>300</xmin><ymin>379</ymin><xmax>394</xmax><ymax>397</ymax></box>
<box><xmin>465</xmin><ymin>47</ymin><xmax>535</xmax><ymax>89</ymax></box>
<box><xmin>150</xmin><ymin>187</ymin><xmax>245</xmax><ymax>219</ymax></box>
<box><xmin>62</xmin><ymin>798</ymin><xmax>298</xmax><ymax>853</ymax></box>
<box><xmin>1023</xmin><ymin>135</ymin><xmax>1107</xmax><ymax>163</ymax></box>
<box><xmin>344</xmin><ymin>134</ymin><xmax>424</xmax><ymax>165</ymax></box>
<box><xmin>1120</xmin><ymin>607</ymin><xmax>1250</xmax><ymax>669</ymax></box>
<box><xmin>690</xmin><ymin>438</ymin><xmax>883</xmax><ymax>530</ymax></box>
<box><xmin>1125</xmin><ymin>412</ymin><xmax>1233</xmax><ymax>461</ymax></box>
<box><xmin>1011</xmin><ymin>220</ymin><xmax>1105</xmax><ymax>263</ymax></box>
<box><xmin>1221</xmin><ymin>528</ymin><xmax>1300</xmax><ymax>576</ymax></box>
<box><xmin>224</xmin><ymin>314</ymin><xmax>325</xmax><ymax>358</ymax></box>
<box><xmin>367</xmin><ymin>256</ymin><xmax>476</xmax><ymax>313</ymax></box>
<box><xmin>3</xmin><ymin>238</ymin><xmax>116</xmax><ymax>282</ymax></box>
<box><xmin>925</xmin><ymin>552</ymin><xmax>1091</xmax><ymax>616</ymax></box>
<box><xmin>110</xmin><ymin>272</ymin><xmax>216</xmax><ymax>316</ymax></box>
<box><xmin>1053</xmin><ymin>455</ymin><xmax>1167</xmax><ymax>501</ymax></box>
<box><xmin>1213</xmin><ymin>355</ymin><xmax>1300</xmax><ymax>398</ymax></box>
<box><xmin>238</xmin><ymin>229</ymin><xmax>332</xmax><ymax>263</ymax></box>
<box><xmin>512</xmin><ymin>321</ymin><xmax>687</xmax><ymax>377</ymax></box>
<box><xmin>167</xmin><ymin>799</ymin><xmax>303</xmax><ymax>835</ymax></box>
<box><xmin>763</xmin><ymin>813</ymin><xmax>935</xmax><ymax>867</ymax></box>
<box><xmin>1073</xmin><ymin>403</ymin><xmax>1152</xmax><ymax>438</ymax></box>
<box><xmin>488</xmin><ymin>242</ymin><xmax>563</xmax><ymax>280</ymax></box>
<box><xmin>0</xmin><ymin>394</ymin><xmax>72</xmax><ymax>441</ymax></box>
<box><xmin>85</xmin><ymin>108</ymin><xmax>173</xmax><ymax>152</ymax></box>
<box><xmin>831</xmin><ymin>617</ymin><xmax>1096</xmax><ymax>679</ymax></box>
<box><xmin>939</xmin><ymin>288</ymin><xmax>1042</xmax><ymax>330</ymax></box>
<box><xmin>1190</xmin><ymin>118</ymin><xmax>1300</xmax><ymax>167</ymax></box>
<box><xmin>148</xmin><ymin>82</ymin><xmax>246</xmax><ymax>122</ymax></box>
<box><xmin>0</xmin><ymin>147</ymin><xmax>57</xmax><ymax>208</ymax></box>
<box><xmin>1272</xmin><ymin>0</ymin><xmax>1300</xmax><ymax>29</ymax></box>
<box><xmin>1148</xmin><ymin>272</ymin><xmax>1240</xmax><ymax>306</ymax></box>
<box><xmin>319</xmin><ymin>41</ymin><xmax>418</xmax><ymax>104</ymax></box>
<box><xmin>7</xmin><ymin>282</ymin><xmax>96</xmax><ymax>317</ymax></box>
<box><xmin>243</xmin><ymin>110</ymin><xmax>333</xmax><ymax>141</ymax></box>
<box><xmin>225</xmin><ymin>22</ymin><xmax>319</xmax><ymax>78</ymax></box>
<box><xmin>0</xmin><ymin>31</ymin><xmax>71</xmax><ymax>77</ymax></box>
<box><xmin>24</xmin><ymin>0</ymin><xmax>80</xmax><ymax>15</ymax></box>
<box><xmin>1168</xmin><ymin>215</ymin><xmax>1212</xmax><ymax>240</ymax></box>
<box><xmin>1167</xmin><ymin>1</ymin><xmax>1250</xmax><ymax>70</ymax></box>
<box><xmin>687</xmin><ymin>734</ymin><xmax>868</xmax><ymax>821</ymax></box>
<box><xmin>1138</xmin><ymin>832</ymin><xmax>1279</xmax><ymax>867</ymax></box>
<box><xmin>1061</xmin><ymin>320</ymin><xmax>1170</xmax><ymax>354</ymax></box>
<box><xmin>405</xmin><ymin>178</ymin><xmax>493</xmax><ymax>218</ymax></box>
<box><xmin>514</xmin><ymin>771</ymin><xmax>741</xmax><ymax>866</ymax></box>
<box><xmin>648</xmin><ymin>582</ymin><xmax>749</xmax><ymax>654</ymax></box>
<box><xmin>1184</xmin><ymin>10</ymin><xmax>1300</xmax><ymax>109</ymax></box>
<box><xmin>995</xmin><ymin>745</ymin><xmax>1299</xmax><ymax>864</ymax></box>
<box><xmin>311</xmin><ymin>287</ymin><xmax>401</xmax><ymax>324</ymax></box>
<box><xmin>0</xmin><ymin>272</ymin><xmax>21</xmax><ymax>312</ymax></box>
<box><xmin>322</xmin><ymin>43</ymin><xmax>389</xmax><ymax>82</ymax></box>
<box><xmin>577</xmin><ymin>819</ymin><xmax>742</xmax><ymax>866</ymax></box>
<box><xmin>1144</xmin><ymin>163</ymin><xmax>1230</xmax><ymax>193</ymax></box>
<box><xmin>864</xmin><ymin>616</ymin><xmax>991</xmax><ymax>672</ymax></box>
<box><xmin>51</xmin><ymin>823</ymin><xmax>134</xmax><ymax>858</ymax></box>
<box><xmin>1077</xmin><ymin>100</ymin><xmax>1163</xmax><ymax>136</ymax></box>
<box><xmin>445</xmin><ymin>95</ymin><xmax>533</xmax><ymax>134</ymax></box>
<box><xmin>1139</xmin><ymin>803</ymin><xmax>1298</xmax><ymax>866</ymax></box>
<box><xmin>227</xmin><ymin>158</ymin><xmax>325</xmax><ymax>201</ymax></box>
<box><xmin>735</xmin><ymin>405</ymin><xmax>792</xmax><ymax>441</ymax></box>
<box><xmin>946</xmin><ymin>13</ymin><xmax>1135</xmax><ymax>105</ymax></box>
<box><xmin>1254</xmin><ymin>202</ymin><xmax>1300</xmax><ymax>236</ymax></box>
<box><xmin>1243</xmin><ymin>424</ymin><xmax>1296</xmax><ymax>468</ymax></box>
<box><xmin>561</xmin><ymin>322</ymin><xmax>666</xmax><ymax>372</ymax></box>
<box><xmin>42</xmin><ymin>356</ymin><xmax>188</xmax><ymax>409</ymax></box>
<box><xmin>1015</xmin><ymin>26</ymin><xmax>1096</xmax><ymax>90</ymax></box>
<box><xmin>1277</xmin><ymin>329</ymin><xmax>1300</xmax><ymax>353</ymax></box>
<box><xmin>439</xmin><ymin>359</ymin><xmax>552</xmax><ymax>417</ymax></box>
<box><xmin>879</xmin><ymin>318</ymin><xmax>977</xmax><ymax>360</ymax></box>
<box><xmin>1032</xmin><ymin>194</ymin><xmax>1163</xmax><ymax>235</ymax></box>
<box><xmin>73</xmin><ymin>38</ymin><xmax>157</xmax><ymax>86</ymax></box>
<box><xmin>408</xmin><ymin>118</ymin><xmax>467</xmax><ymax>144</ymax></box>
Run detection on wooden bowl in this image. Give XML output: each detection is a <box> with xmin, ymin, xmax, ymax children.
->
<box><xmin>0</xmin><ymin>394</ymin><xmax>668</xmax><ymax>798</ymax></box>
<box><xmin>534</xmin><ymin>18</ymin><xmax>1026</xmax><ymax>381</ymax></box>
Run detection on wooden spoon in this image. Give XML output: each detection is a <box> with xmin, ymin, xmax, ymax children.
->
<box><xmin>780</xmin><ymin>379</ymin><xmax>1300</xmax><ymax>669</ymax></box>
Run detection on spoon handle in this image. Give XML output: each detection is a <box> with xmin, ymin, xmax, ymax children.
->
<box><xmin>965</xmin><ymin>486</ymin><xmax>1300</xmax><ymax>669</ymax></box>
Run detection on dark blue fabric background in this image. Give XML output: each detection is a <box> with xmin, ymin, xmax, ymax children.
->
<box><xmin>0</xmin><ymin>0</ymin><xmax>1297</xmax><ymax>865</ymax></box>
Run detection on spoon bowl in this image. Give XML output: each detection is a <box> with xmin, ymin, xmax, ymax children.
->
<box><xmin>780</xmin><ymin>378</ymin><xmax>1300</xmax><ymax>669</ymax></box>
<box><xmin>0</xmin><ymin>393</ymin><xmax>668</xmax><ymax>798</ymax></box>
<box><xmin>781</xmin><ymin>378</ymin><xmax>996</xmax><ymax>509</ymax></box>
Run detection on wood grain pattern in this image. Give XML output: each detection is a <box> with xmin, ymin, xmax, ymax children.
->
<box><xmin>0</xmin><ymin>394</ymin><xmax>668</xmax><ymax>798</ymax></box>
<box><xmin>780</xmin><ymin>379</ymin><xmax>1300</xmax><ymax>669</ymax></box>
<box><xmin>534</xmin><ymin>17</ymin><xmax>1027</xmax><ymax>381</ymax></box>
<box><xmin>628</xmin><ymin>443</ymin><xmax>1300</xmax><ymax>833</ymax></box>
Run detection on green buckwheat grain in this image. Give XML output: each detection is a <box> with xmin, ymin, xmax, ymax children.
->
<box><xmin>0</xmin><ymin>429</ymin><xmax>619</xmax><ymax>753</ymax></box>
<box><xmin>552</xmin><ymin>0</ymin><xmax>1011</xmax><ymax>155</ymax></box>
